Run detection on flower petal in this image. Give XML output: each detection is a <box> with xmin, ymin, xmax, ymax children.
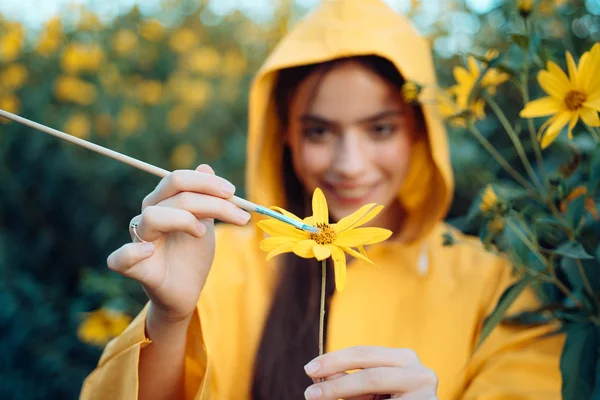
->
<box><xmin>538</xmin><ymin>70</ymin><xmax>570</xmax><ymax>99</ymax></box>
<box><xmin>260</xmin><ymin>236</ymin><xmax>299</xmax><ymax>251</ymax></box>
<box><xmin>257</xmin><ymin>219</ymin><xmax>307</xmax><ymax>239</ymax></box>
<box><xmin>313</xmin><ymin>244</ymin><xmax>331</xmax><ymax>260</ymax></box>
<box><xmin>540</xmin><ymin>112</ymin><xmax>571</xmax><ymax>149</ymax></box>
<box><xmin>329</xmin><ymin>245</ymin><xmax>347</xmax><ymax>291</ymax></box>
<box><xmin>582</xmin><ymin>44</ymin><xmax>600</xmax><ymax>95</ymax></box>
<box><xmin>292</xmin><ymin>239</ymin><xmax>317</xmax><ymax>258</ymax></box>
<box><xmin>567</xmin><ymin>111</ymin><xmax>579</xmax><ymax>139</ymax></box>
<box><xmin>335</xmin><ymin>204</ymin><xmax>382</xmax><ymax>232</ymax></box>
<box><xmin>580</xmin><ymin>107</ymin><xmax>600</xmax><ymax>127</ymax></box>
<box><xmin>341</xmin><ymin>246</ymin><xmax>374</xmax><ymax>265</ymax></box>
<box><xmin>520</xmin><ymin>97</ymin><xmax>563</xmax><ymax>118</ymax></box>
<box><xmin>545</xmin><ymin>61</ymin><xmax>572</xmax><ymax>93</ymax></box>
<box><xmin>584</xmin><ymin>97</ymin><xmax>600</xmax><ymax>112</ymax></box>
<box><xmin>566</xmin><ymin>52</ymin><xmax>578</xmax><ymax>87</ymax></box>
<box><xmin>312</xmin><ymin>188</ymin><xmax>329</xmax><ymax>224</ymax></box>
<box><xmin>266</xmin><ymin>243</ymin><xmax>295</xmax><ymax>261</ymax></box>
<box><xmin>335</xmin><ymin>227</ymin><xmax>393</xmax><ymax>247</ymax></box>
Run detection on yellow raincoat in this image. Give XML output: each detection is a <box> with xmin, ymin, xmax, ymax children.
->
<box><xmin>80</xmin><ymin>0</ymin><xmax>564</xmax><ymax>398</ymax></box>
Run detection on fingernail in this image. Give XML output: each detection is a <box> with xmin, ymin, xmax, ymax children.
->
<box><xmin>304</xmin><ymin>386</ymin><xmax>322</xmax><ymax>399</ymax></box>
<box><xmin>141</xmin><ymin>242</ymin><xmax>155</xmax><ymax>254</ymax></box>
<box><xmin>304</xmin><ymin>361</ymin><xmax>320</xmax><ymax>374</ymax></box>
<box><xmin>236</xmin><ymin>208</ymin><xmax>251</xmax><ymax>223</ymax></box>
<box><xmin>221</xmin><ymin>181</ymin><xmax>236</xmax><ymax>195</ymax></box>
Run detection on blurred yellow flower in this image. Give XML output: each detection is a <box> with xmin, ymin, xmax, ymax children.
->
<box><xmin>485</xmin><ymin>49</ymin><xmax>500</xmax><ymax>62</ymax></box>
<box><xmin>452</xmin><ymin>56</ymin><xmax>509</xmax><ymax>106</ymax></box>
<box><xmin>137</xmin><ymin>80</ymin><xmax>164</xmax><ymax>105</ymax></box>
<box><xmin>171</xmin><ymin>78</ymin><xmax>212</xmax><ymax>109</ymax></box>
<box><xmin>95</xmin><ymin>114</ymin><xmax>114</xmax><ymax>137</ymax></box>
<box><xmin>520</xmin><ymin>44</ymin><xmax>600</xmax><ymax>149</ymax></box>
<box><xmin>169</xmin><ymin>28</ymin><xmax>199</xmax><ymax>53</ymax></box>
<box><xmin>137</xmin><ymin>46</ymin><xmax>159</xmax><ymax>70</ymax></box>
<box><xmin>168</xmin><ymin>104</ymin><xmax>194</xmax><ymax>133</ymax></box>
<box><xmin>518</xmin><ymin>0</ymin><xmax>534</xmax><ymax>17</ymax></box>
<box><xmin>437</xmin><ymin>90</ymin><xmax>485</xmax><ymax>127</ymax></box>
<box><xmin>77</xmin><ymin>308</ymin><xmax>132</xmax><ymax>347</ymax></box>
<box><xmin>77</xmin><ymin>10</ymin><xmax>103</xmax><ymax>31</ymax></box>
<box><xmin>62</xmin><ymin>43</ymin><xmax>105</xmax><ymax>74</ymax></box>
<box><xmin>140</xmin><ymin>19</ymin><xmax>165</xmax><ymax>42</ymax></box>
<box><xmin>54</xmin><ymin>75</ymin><xmax>97</xmax><ymax>105</ymax></box>
<box><xmin>184</xmin><ymin>47</ymin><xmax>221</xmax><ymax>76</ymax></box>
<box><xmin>35</xmin><ymin>17</ymin><xmax>64</xmax><ymax>56</ymax></box>
<box><xmin>118</xmin><ymin>106</ymin><xmax>144</xmax><ymax>135</ymax></box>
<box><xmin>1</xmin><ymin>63</ymin><xmax>28</xmax><ymax>90</ymax></box>
<box><xmin>487</xmin><ymin>216</ymin><xmax>504</xmax><ymax>234</ymax></box>
<box><xmin>0</xmin><ymin>93</ymin><xmax>20</xmax><ymax>123</ymax></box>
<box><xmin>170</xmin><ymin>143</ymin><xmax>197</xmax><ymax>169</ymax></box>
<box><xmin>480</xmin><ymin>185</ymin><xmax>498</xmax><ymax>212</ymax></box>
<box><xmin>222</xmin><ymin>50</ymin><xmax>247</xmax><ymax>78</ymax></box>
<box><xmin>64</xmin><ymin>113</ymin><xmax>91</xmax><ymax>139</ymax></box>
<box><xmin>113</xmin><ymin>30</ymin><xmax>139</xmax><ymax>56</ymax></box>
<box><xmin>401</xmin><ymin>81</ymin><xmax>420</xmax><ymax>104</ymax></box>
<box><xmin>0</xmin><ymin>22</ymin><xmax>25</xmax><ymax>62</ymax></box>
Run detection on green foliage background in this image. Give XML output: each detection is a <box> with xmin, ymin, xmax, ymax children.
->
<box><xmin>0</xmin><ymin>0</ymin><xmax>598</xmax><ymax>398</ymax></box>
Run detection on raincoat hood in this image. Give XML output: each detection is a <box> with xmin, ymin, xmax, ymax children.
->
<box><xmin>246</xmin><ymin>0</ymin><xmax>453</xmax><ymax>242</ymax></box>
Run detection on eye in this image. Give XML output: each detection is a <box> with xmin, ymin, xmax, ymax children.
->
<box><xmin>369</xmin><ymin>123</ymin><xmax>397</xmax><ymax>139</ymax></box>
<box><xmin>302</xmin><ymin>125</ymin><xmax>331</xmax><ymax>142</ymax></box>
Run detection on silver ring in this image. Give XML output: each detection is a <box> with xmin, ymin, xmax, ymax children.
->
<box><xmin>130</xmin><ymin>220</ymin><xmax>148</xmax><ymax>243</ymax></box>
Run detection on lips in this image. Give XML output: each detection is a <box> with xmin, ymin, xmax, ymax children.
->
<box><xmin>324</xmin><ymin>182</ymin><xmax>380</xmax><ymax>204</ymax></box>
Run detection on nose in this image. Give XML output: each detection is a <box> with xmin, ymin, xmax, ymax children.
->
<box><xmin>331</xmin><ymin>130</ymin><xmax>368</xmax><ymax>179</ymax></box>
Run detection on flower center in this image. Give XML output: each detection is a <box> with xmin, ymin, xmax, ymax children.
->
<box><xmin>310</xmin><ymin>223</ymin><xmax>336</xmax><ymax>245</ymax></box>
<box><xmin>564</xmin><ymin>90</ymin><xmax>586</xmax><ymax>111</ymax></box>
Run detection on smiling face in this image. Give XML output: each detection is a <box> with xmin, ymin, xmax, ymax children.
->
<box><xmin>285</xmin><ymin>60</ymin><xmax>419</xmax><ymax>230</ymax></box>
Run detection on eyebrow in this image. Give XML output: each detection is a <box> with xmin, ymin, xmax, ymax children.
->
<box><xmin>299</xmin><ymin>110</ymin><xmax>404</xmax><ymax>125</ymax></box>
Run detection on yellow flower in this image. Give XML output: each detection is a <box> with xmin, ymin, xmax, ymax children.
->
<box><xmin>62</xmin><ymin>43</ymin><xmax>105</xmax><ymax>74</ymax></box>
<box><xmin>401</xmin><ymin>81</ymin><xmax>420</xmax><ymax>104</ymax></box>
<box><xmin>113</xmin><ymin>30</ymin><xmax>138</xmax><ymax>56</ymax></box>
<box><xmin>0</xmin><ymin>93</ymin><xmax>20</xmax><ymax>123</ymax></box>
<box><xmin>140</xmin><ymin>19</ymin><xmax>165</xmax><ymax>42</ymax></box>
<box><xmin>520</xmin><ymin>44</ymin><xmax>600</xmax><ymax>149</ymax></box>
<box><xmin>35</xmin><ymin>17</ymin><xmax>63</xmax><ymax>56</ymax></box>
<box><xmin>118</xmin><ymin>106</ymin><xmax>143</xmax><ymax>135</ymax></box>
<box><xmin>64</xmin><ymin>113</ymin><xmax>91</xmax><ymax>139</ymax></box>
<box><xmin>487</xmin><ymin>217</ymin><xmax>504</xmax><ymax>234</ymax></box>
<box><xmin>452</xmin><ymin>56</ymin><xmax>509</xmax><ymax>106</ymax></box>
<box><xmin>184</xmin><ymin>47</ymin><xmax>221</xmax><ymax>76</ymax></box>
<box><xmin>77</xmin><ymin>10</ymin><xmax>102</xmax><ymax>31</ymax></box>
<box><xmin>95</xmin><ymin>114</ymin><xmax>114</xmax><ymax>137</ymax></box>
<box><xmin>170</xmin><ymin>143</ymin><xmax>197</xmax><ymax>169</ymax></box>
<box><xmin>137</xmin><ymin>80</ymin><xmax>163</xmax><ymax>105</ymax></box>
<box><xmin>221</xmin><ymin>50</ymin><xmax>247</xmax><ymax>78</ymax></box>
<box><xmin>99</xmin><ymin>64</ymin><xmax>122</xmax><ymax>95</ymax></box>
<box><xmin>485</xmin><ymin>49</ymin><xmax>500</xmax><ymax>62</ymax></box>
<box><xmin>0</xmin><ymin>22</ymin><xmax>25</xmax><ymax>62</ymax></box>
<box><xmin>257</xmin><ymin>188</ymin><xmax>392</xmax><ymax>291</ymax></box>
<box><xmin>77</xmin><ymin>308</ymin><xmax>132</xmax><ymax>347</ymax></box>
<box><xmin>437</xmin><ymin>89</ymin><xmax>485</xmax><ymax>128</ymax></box>
<box><xmin>54</xmin><ymin>75</ymin><xmax>97</xmax><ymax>105</ymax></box>
<box><xmin>480</xmin><ymin>185</ymin><xmax>498</xmax><ymax>212</ymax></box>
<box><xmin>1</xmin><ymin>63</ymin><xmax>28</xmax><ymax>90</ymax></box>
<box><xmin>171</xmin><ymin>78</ymin><xmax>212</xmax><ymax>109</ymax></box>
<box><xmin>168</xmin><ymin>28</ymin><xmax>199</xmax><ymax>53</ymax></box>
<box><xmin>518</xmin><ymin>0</ymin><xmax>534</xmax><ymax>17</ymax></box>
<box><xmin>168</xmin><ymin>104</ymin><xmax>194</xmax><ymax>133</ymax></box>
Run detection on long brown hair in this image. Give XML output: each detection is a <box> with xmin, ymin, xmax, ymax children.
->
<box><xmin>251</xmin><ymin>55</ymin><xmax>407</xmax><ymax>399</ymax></box>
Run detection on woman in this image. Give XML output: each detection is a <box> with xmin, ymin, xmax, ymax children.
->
<box><xmin>80</xmin><ymin>0</ymin><xmax>563</xmax><ymax>399</ymax></box>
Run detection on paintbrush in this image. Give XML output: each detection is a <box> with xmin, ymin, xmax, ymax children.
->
<box><xmin>0</xmin><ymin>108</ymin><xmax>319</xmax><ymax>234</ymax></box>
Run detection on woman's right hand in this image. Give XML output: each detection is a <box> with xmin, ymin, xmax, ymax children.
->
<box><xmin>106</xmin><ymin>164</ymin><xmax>251</xmax><ymax>324</ymax></box>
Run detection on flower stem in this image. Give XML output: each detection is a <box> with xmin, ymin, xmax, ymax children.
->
<box><xmin>484</xmin><ymin>93</ymin><xmax>543</xmax><ymax>191</ymax></box>
<box><xmin>319</xmin><ymin>259</ymin><xmax>326</xmax><ymax>356</ymax></box>
<box><xmin>467</xmin><ymin>123</ymin><xmax>537</xmax><ymax>192</ymax></box>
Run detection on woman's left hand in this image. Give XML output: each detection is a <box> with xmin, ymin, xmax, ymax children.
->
<box><xmin>303</xmin><ymin>346</ymin><xmax>438</xmax><ymax>400</ymax></box>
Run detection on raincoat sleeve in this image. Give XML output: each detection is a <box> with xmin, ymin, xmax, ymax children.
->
<box><xmin>79</xmin><ymin>301</ymin><xmax>210</xmax><ymax>400</ymax></box>
<box><xmin>460</xmin><ymin>262</ymin><xmax>565</xmax><ymax>399</ymax></box>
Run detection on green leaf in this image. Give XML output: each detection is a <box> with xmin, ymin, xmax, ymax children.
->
<box><xmin>561</xmin><ymin>323</ymin><xmax>599</xmax><ymax>400</ymax></box>
<box><xmin>567</xmin><ymin>195</ymin><xmax>586</xmax><ymax>230</ymax></box>
<box><xmin>552</xmin><ymin>241</ymin><xmax>594</xmax><ymax>259</ymax></box>
<box><xmin>476</xmin><ymin>275</ymin><xmax>534</xmax><ymax>350</ymax></box>
<box><xmin>511</xmin><ymin>34</ymin><xmax>529</xmax><ymax>51</ymax></box>
<box><xmin>588</xmin><ymin>145</ymin><xmax>600</xmax><ymax>194</ymax></box>
<box><xmin>592</xmin><ymin>357</ymin><xmax>600</xmax><ymax>400</ymax></box>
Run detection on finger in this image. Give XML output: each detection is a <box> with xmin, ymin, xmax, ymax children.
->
<box><xmin>157</xmin><ymin>192</ymin><xmax>251</xmax><ymax>225</ymax></box>
<box><xmin>195</xmin><ymin>163</ymin><xmax>214</xmax><ymax>174</ymax></box>
<box><xmin>312</xmin><ymin>372</ymin><xmax>347</xmax><ymax>384</ymax></box>
<box><xmin>393</xmin><ymin>389</ymin><xmax>438</xmax><ymax>400</ymax></box>
<box><xmin>131</xmin><ymin>207</ymin><xmax>207</xmax><ymax>243</ymax></box>
<box><xmin>304</xmin><ymin>347</ymin><xmax>419</xmax><ymax>379</ymax></box>
<box><xmin>304</xmin><ymin>366</ymin><xmax>433</xmax><ymax>400</ymax></box>
<box><xmin>142</xmin><ymin>167</ymin><xmax>236</xmax><ymax>209</ymax></box>
<box><xmin>107</xmin><ymin>242</ymin><xmax>155</xmax><ymax>277</ymax></box>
